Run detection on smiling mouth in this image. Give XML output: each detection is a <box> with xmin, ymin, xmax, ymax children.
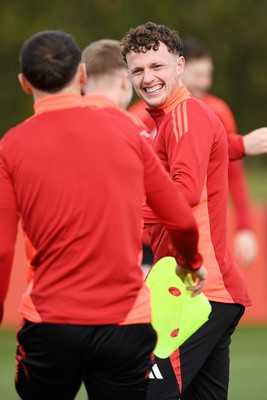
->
<box><xmin>144</xmin><ymin>84</ymin><xmax>163</xmax><ymax>94</ymax></box>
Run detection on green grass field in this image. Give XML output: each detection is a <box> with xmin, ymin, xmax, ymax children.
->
<box><xmin>0</xmin><ymin>325</ymin><xmax>266</xmax><ymax>399</ymax></box>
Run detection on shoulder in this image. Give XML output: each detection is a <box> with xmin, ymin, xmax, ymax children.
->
<box><xmin>180</xmin><ymin>96</ymin><xmax>218</xmax><ymax>124</ymax></box>
<box><xmin>184</xmin><ymin>97</ymin><xmax>226</xmax><ymax>139</ymax></box>
<box><xmin>202</xmin><ymin>94</ymin><xmax>237</xmax><ymax>132</ymax></box>
<box><xmin>203</xmin><ymin>93</ymin><xmax>234</xmax><ymax>116</ymax></box>
<box><xmin>1</xmin><ymin>119</ymin><xmax>29</xmax><ymax>145</ymax></box>
<box><xmin>99</xmin><ymin>106</ymin><xmax>145</xmax><ymax>133</ymax></box>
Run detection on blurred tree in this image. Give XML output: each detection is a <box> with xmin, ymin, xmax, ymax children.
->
<box><xmin>0</xmin><ymin>0</ymin><xmax>266</xmax><ymax>145</ymax></box>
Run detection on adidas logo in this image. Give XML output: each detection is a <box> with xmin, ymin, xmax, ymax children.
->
<box><xmin>149</xmin><ymin>364</ymin><xmax>163</xmax><ymax>379</ymax></box>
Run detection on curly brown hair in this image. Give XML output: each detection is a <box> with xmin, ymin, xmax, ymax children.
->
<box><xmin>120</xmin><ymin>22</ymin><xmax>183</xmax><ymax>61</ymax></box>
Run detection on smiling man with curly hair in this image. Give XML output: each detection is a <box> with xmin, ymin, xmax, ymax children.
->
<box><xmin>121</xmin><ymin>21</ymin><xmax>250</xmax><ymax>400</ymax></box>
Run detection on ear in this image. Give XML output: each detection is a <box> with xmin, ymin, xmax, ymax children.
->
<box><xmin>18</xmin><ymin>73</ymin><xmax>32</xmax><ymax>94</ymax></box>
<box><xmin>120</xmin><ymin>70</ymin><xmax>130</xmax><ymax>90</ymax></box>
<box><xmin>120</xmin><ymin>71</ymin><xmax>133</xmax><ymax>109</ymax></box>
<box><xmin>78</xmin><ymin>63</ymin><xmax>87</xmax><ymax>86</ymax></box>
<box><xmin>176</xmin><ymin>56</ymin><xmax>185</xmax><ymax>76</ymax></box>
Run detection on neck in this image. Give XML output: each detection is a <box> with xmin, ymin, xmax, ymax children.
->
<box><xmin>32</xmin><ymin>85</ymin><xmax>82</xmax><ymax>103</ymax></box>
<box><xmin>84</xmin><ymin>84</ymin><xmax>120</xmax><ymax>107</ymax></box>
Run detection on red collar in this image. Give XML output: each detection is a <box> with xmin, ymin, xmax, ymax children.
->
<box><xmin>148</xmin><ymin>85</ymin><xmax>191</xmax><ymax>115</ymax></box>
<box><xmin>83</xmin><ymin>94</ymin><xmax>118</xmax><ymax>108</ymax></box>
<box><xmin>34</xmin><ymin>93</ymin><xmax>84</xmax><ymax>115</ymax></box>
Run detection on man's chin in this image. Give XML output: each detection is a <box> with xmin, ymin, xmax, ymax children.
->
<box><xmin>142</xmin><ymin>96</ymin><xmax>163</xmax><ymax>109</ymax></box>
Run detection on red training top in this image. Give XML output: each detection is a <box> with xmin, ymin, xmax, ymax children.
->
<box><xmin>83</xmin><ymin>94</ymin><xmax>153</xmax><ymax>246</ymax></box>
<box><xmin>143</xmin><ymin>86</ymin><xmax>251</xmax><ymax>307</ymax></box>
<box><xmin>0</xmin><ymin>93</ymin><xmax>202</xmax><ymax>325</ymax></box>
<box><xmin>128</xmin><ymin>98</ymin><xmax>157</xmax><ymax>134</ymax></box>
<box><xmin>129</xmin><ymin>98</ymin><xmax>245</xmax><ymax>160</ymax></box>
<box><xmin>130</xmin><ymin>96</ymin><xmax>252</xmax><ymax>232</ymax></box>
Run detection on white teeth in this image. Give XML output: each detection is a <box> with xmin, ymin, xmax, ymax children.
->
<box><xmin>146</xmin><ymin>85</ymin><xmax>162</xmax><ymax>93</ymax></box>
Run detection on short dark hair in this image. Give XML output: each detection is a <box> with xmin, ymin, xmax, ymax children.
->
<box><xmin>19</xmin><ymin>30</ymin><xmax>81</xmax><ymax>92</ymax></box>
<box><xmin>120</xmin><ymin>22</ymin><xmax>183</xmax><ymax>61</ymax></box>
<box><xmin>82</xmin><ymin>39</ymin><xmax>127</xmax><ymax>77</ymax></box>
<box><xmin>182</xmin><ymin>37</ymin><xmax>210</xmax><ymax>61</ymax></box>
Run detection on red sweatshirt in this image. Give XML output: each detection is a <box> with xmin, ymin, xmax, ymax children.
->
<box><xmin>83</xmin><ymin>94</ymin><xmax>150</xmax><ymax>133</ymax></box>
<box><xmin>129</xmin><ymin>98</ymin><xmax>245</xmax><ymax>160</ymax></box>
<box><xmin>143</xmin><ymin>86</ymin><xmax>251</xmax><ymax>307</ymax></box>
<box><xmin>0</xmin><ymin>93</ymin><xmax>202</xmax><ymax>325</ymax></box>
<box><xmin>202</xmin><ymin>93</ymin><xmax>253</xmax><ymax>230</ymax></box>
<box><xmin>128</xmin><ymin>98</ymin><xmax>157</xmax><ymax>134</ymax></box>
<box><xmin>130</xmin><ymin>96</ymin><xmax>253</xmax><ymax>238</ymax></box>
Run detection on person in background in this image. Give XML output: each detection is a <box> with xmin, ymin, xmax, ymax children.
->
<box><xmin>128</xmin><ymin>38</ymin><xmax>267</xmax><ymax>270</ymax></box>
<box><xmin>128</xmin><ymin>66</ymin><xmax>267</xmax><ymax>159</ymax></box>
<box><xmin>81</xmin><ymin>38</ymin><xmax>154</xmax><ymax>270</ymax></box>
<box><xmin>82</xmin><ymin>39</ymin><xmax>147</xmax><ymax>129</ymax></box>
<box><xmin>0</xmin><ymin>29</ymin><xmax>206</xmax><ymax>400</ymax></box>
<box><xmin>121</xmin><ymin>21</ymin><xmax>251</xmax><ymax>400</ymax></box>
<box><xmin>182</xmin><ymin>36</ymin><xmax>257</xmax><ymax>267</ymax></box>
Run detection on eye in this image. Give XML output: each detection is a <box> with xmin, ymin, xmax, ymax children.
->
<box><xmin>154</xmin><ymin>65</ymin><xmax>162</xmax><ymax>70</ymax></box>
<box><xmin>131</xmin><ymin>69</ymin><xmax>142</xmax><ymax>76</ymax></box>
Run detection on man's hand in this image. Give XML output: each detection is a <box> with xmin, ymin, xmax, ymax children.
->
<box><xmin>243</xmin><ymin>127</ymin><xmax>267</xmax><ymax>156</ymax></box>
<box><xmin>234</xmin><ymin>229</ymin><xmax>258</xmax><ymax>268</ymax></box>
<box><xmin>175</xmin><ymin>264</ymin><xmax>207</xmax><ymax>297</ymax></box>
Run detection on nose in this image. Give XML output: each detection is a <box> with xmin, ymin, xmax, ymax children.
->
<box><xmin>143</xmin><ymin>68</ymin><xmax>154</xmax><ymax>84</ymax></box>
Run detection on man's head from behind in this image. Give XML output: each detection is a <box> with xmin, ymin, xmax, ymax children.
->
<box><xmin>182</xmin><ymin>37</ymin><xmax>213</xmax><ymax>99</ymax></box>
<box><xmin>82</xmin><ymin>39</ymin><xmax>132</xmax><ymax>109</ymax></box>
<box><xmin>19</xmin><ymin>30</ymin><xmax>82</xmax><ymax>95</ymax></box>
<box><xmin>120</xmin><ymin>22</ymin><xmax>184</xmax><ymax>109</ymax></box>
<box><xmin>82</xmin><ymin>39</ymin><xmax>127</xmax><ymax>78</ymax></box>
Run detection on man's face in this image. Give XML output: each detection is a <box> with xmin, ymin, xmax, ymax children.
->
<box><xmin>126</xmin><ymin>42</ymin><xmax>184</xmax><ymax>108</ymax></box>
<box><xmin>182</xmin><ymin>56</ymin><xmax>213</xmax><ymax>99</ymax></box>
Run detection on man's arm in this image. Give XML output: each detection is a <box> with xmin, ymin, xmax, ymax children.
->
<box><xmin>228</xmin><ymin>128</ymin><xmax>267</xmax><ymax>161</ymax></box>
<box><xmin>0</xmin><ymin>144</ymin><xmax>19</xmax><ymax>324</ymax></box>
<box><xmin>163</xmin><ymin>104</ymin><xmax>214</xmax><ymax>208</ymax></box>
<box><xmin>215</xmin><ymin>99</ymin><xmax>258</xmax><ymax>266</ymax></box>
<box><xmin>228</xmin><ymin>132</ymin><xmax>245</xmax><ymax>160</ymax></box>
<box><xmin>141</xmin><ymin>136</ymin><xmax>204</xmax><ymax>272</ymax></box>
<box><xmin>228</xmin><ymin>160</ymin><xmax>258</xmax><ymax>266</ymax></box>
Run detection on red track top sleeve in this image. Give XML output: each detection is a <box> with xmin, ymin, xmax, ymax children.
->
<box><xmin>227</xmin><ymin>133</ymin><xmax>245</xmax><ymax>160</ymax></box>
<box><xmin>0</xmin><ymin>143</ymin><xmax>19</xmax><ymax>322</ymax></box>
<box><xmin>140</xmin><ymin>137</ymin><xmax>202</xmax><ymax>271</ymax></box>
<box><xmin>228</xmin><ymin>161</ymin><xmax>254</xmax><ymax>229</ymax></box>
<box><xmin>160</xmin><ymin>105</ymin><xmax>216</xmax><ymax>208</ymax></box>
